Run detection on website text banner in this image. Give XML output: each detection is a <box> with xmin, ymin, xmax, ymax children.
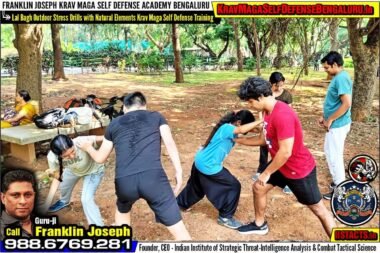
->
<box><xmin>1</xmin><ymin>0</ymin><xmax>213</xmax><ymax>11</ymax></box>
<box><xmin>213</xmin><ymin>1</ymin><xmax>380</xmax><ymax>18</ymax></box>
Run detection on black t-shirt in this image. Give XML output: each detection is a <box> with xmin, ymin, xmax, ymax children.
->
<box><xmin>105</xmin><ymin>110</ymin><xmax>167</xmax><ymax>178</ymax></box>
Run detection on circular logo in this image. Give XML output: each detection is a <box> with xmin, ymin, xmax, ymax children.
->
<box><xmin>348</xmin><ymin>155</ymin><xmax>378</xmax><ymax>184</ymax></box>
<box><xmin>331</xmin><ymin>180</ymin><xmax>378</xmax><ymax>226</ymax></box>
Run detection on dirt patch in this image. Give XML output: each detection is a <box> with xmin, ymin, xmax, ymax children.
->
<box><xmin>2</xmin><ymin>73</ymin><xmax>379</xmax><ymax>241</ymax></box>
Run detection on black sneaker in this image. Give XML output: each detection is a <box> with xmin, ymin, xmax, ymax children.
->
<box><xmin>238</xmin><ymin>221</ymin><xmax>268</xmax><ymax>235</ymax></box>
<box><xmin>323</xmin><ymin>192</ymin><xmax>333</xmax><ymax>200</ymax></box>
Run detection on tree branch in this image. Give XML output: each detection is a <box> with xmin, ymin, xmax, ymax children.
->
<box><xmin>145</xmin><ymin>30</ymin><xmax>163</xmax><ymax>52</ymax></box>
<box><xmin>217</xmin><ymin>34</ymin><xmax>229</xmax><ymax>59</ymax></box>
<box><xmin>359</xmin><ymin>19</ymin><xmax>380</xmax><ymax>37</ymax></box>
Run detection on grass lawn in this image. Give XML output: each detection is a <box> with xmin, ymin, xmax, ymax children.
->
<box><xmin>0</xmin><ymin>67</ymin><xmax>355</xmax><ymax>87</ymax></box>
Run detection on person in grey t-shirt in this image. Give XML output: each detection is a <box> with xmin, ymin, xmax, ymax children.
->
<box><xmin>42</xmin><ymin>134</ymin><xmax>105</xmax><ymax>226</ymax></box>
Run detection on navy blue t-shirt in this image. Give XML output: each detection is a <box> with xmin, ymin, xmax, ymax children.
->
<box><xmin>105</xmin><ymin>110</ymin><xmax>167</xmax><ymax>178</ymax></box>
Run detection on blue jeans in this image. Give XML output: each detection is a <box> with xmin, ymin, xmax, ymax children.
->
<box><xmin>60</xmin><ymin>168</ymin><xmax>105</xmax><ymax>226</ymax></box>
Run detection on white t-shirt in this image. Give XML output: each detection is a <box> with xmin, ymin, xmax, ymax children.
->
<box><xmin>47</xmin><ymin>136</ymin><xmax>105</xmax><ymax>176</ymax></box>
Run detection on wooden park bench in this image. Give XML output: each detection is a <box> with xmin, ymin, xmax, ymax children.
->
<box><xmin>1</xmin><ymin>116</ymin><xmax>110</xmax><ymax>163</ymax></box>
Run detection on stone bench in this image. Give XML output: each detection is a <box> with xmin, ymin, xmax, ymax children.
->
<box><xmin>1</xmin><ymin>117</ymin><xmax>110</xmax><ymax>163</ymax></box>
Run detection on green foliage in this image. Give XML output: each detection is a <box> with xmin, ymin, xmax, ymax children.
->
<box><xmin>117</xmin><ymin>59</ymin><xmax>126</xmax><ymax>73</ymax></box>
<box><xmin>0</xmin><ymin>25</ymin><xmax>15</xmax><ymax>49</ymax></box>
<box><xmin>42</xmin><ymin>50</ymin><xmax>54</xmax><ymax>73</ymax></box>
<box><xmin>182</xmin><ymin>22</ymin><xmax>233</xmax><ymax>58</ymax></box>
<box><xmin>182</xmin><ymin>53</ymin><xmax>199</xmax><ymax>73</ymax></box>
<box><xmin>61</xmin><ymin>42</ymin><xmax>78</xmax><ymax>53</ymax></box>
<box><xmin>136</xmin><ymin>51</ymin><xmax>164</xmax><ymax>73</ymax></box>
<box><xmin>124</xmin><ymin>53</ymin><xmax>135</xmax><ymax>69</ymax></box>
<box><xmin>261</xmin><ymin>57</ymin><xmax>271</xmax><ymax>68</ymax></box>
<box><xmin>244</xmin><ymin>58</ymin><xmax>256</xmax><ymax>70</ymax></box>
<box><xmin>343</xmin><ymin>57</ymin><xmax>354</xmax><ymax>68</ymax></box>
<box><xmin>0</xmin><ymin>56</ymin><xmax>18</xmax><ymax>76</ymax></box>
<box><xmin>221</xmin><ymin>57</ymin><xmax>237</xmax><ymax>70</ymax></box>
<box><xmin>244</xmin><ymin>56</ymin><xmax>271</xmax><ymax>69</ymax></box>
<box><xmin>227</xmin><ymin>57</ymin><xmax>237</xmax><ymax>66</ymax></box>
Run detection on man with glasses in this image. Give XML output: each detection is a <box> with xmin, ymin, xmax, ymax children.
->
<box><xmin>319</xmin><ymin>51</ymin><xmax>352</xmax><ymax>199</ymax></box>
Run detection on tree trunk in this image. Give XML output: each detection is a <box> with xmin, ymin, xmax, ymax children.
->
<box><xmin>172</xmin><ymin>24</ymin><xmax>184</xmax><ymax>83</ymax></box>
<box><xmin>302</xmin><ymin>26</ymin><xmax>309</xmax><ymax>76</ymax></box>
<box><xmin>347</xmin><ymin>18</ymin><xmax>379</xmax><ymax>122</ymax></box>
<box><xmin>329</xmin><ymin>19</ymin><xmax>340</xmax><ymax>51</ymax></box>
<box><xmin>241</xmin><ymin>25</ymin><xmax>257</xmax><ymax>57</ymax></box>
<box><xmin>303</xmin><ymin>57</ymin><xmax>309</xmax><ymax>76</ymax></box>
<box><xmin>241</xmin><ymin>21</ymin><xmax>272</xmax><ymax>59</ymax></box>
<box><xmin>232</xmin><ymin>19</ymin><xmax>243</xmax><ymax>72</ymax></box>
<box><xmin>273</xmin><ymin>45</ymin><xmax>284</xmax><ymax>69</ymax></box>
<box><xmin>13</xmin><ymin>24</ymin><xmax>43</xmax><ymax>110</ymax></box>
<box><xmin>272</xmin><ymin>19</ymin><xmax>291</xmax><ymax>69</ymax></box>
<box><xmin>326</xmin><ymin>19</ymin><xmax>341</xmax><ymax>80</ymax></box>
<box><xmin>252</xmin><ymin>20</ymin><xmax>261</xmax><ymax>76</ymax></box>
<box><xmin>124</xmin><ymin>27</ymin><xmax>129</xmax><ymax>53</ymax></box>
<box><xmin>51</xmin><ymin>24</ymin><xmax>67</xmax><ymax>81</ymax></box>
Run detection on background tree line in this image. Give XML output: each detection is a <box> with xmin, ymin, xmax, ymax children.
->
<box><xmin>1</xmin><ymin>18</ymin><xmax>379</xmax><ymax>122</ymax></box>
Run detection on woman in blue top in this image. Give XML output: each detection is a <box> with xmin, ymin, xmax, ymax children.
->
<box><xmin>177</xmin><ymin>110</ymin><xmax>262</xmax><ymax>229</ymax></box>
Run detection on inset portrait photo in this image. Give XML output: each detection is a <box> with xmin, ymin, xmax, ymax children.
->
<box><xmin>1</xmin><ymin>168</ymin><xmax>38</xmax><ymax>240</ymax></box>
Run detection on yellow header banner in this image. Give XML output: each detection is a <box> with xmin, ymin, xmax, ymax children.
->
<box><xmin>212</xmin><ymin>1</ymin><xmax>380</xmax><ymax>18</ymax></box>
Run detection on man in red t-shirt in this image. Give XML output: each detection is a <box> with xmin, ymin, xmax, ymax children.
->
<box><xmin>236</xmin><ymin>77</ymin><xmax>335</xmax><ymax>237</ymax></box>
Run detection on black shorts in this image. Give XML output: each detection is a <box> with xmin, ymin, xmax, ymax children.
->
<box><xmin>115</xmin><ymin>169</ymin><xmax>182</xmax><ymax>226</ymax></box>
<box><xmin>267</xmin><ymin>167</ymin><xmax>322</xmax><ymax>205</ymax></box>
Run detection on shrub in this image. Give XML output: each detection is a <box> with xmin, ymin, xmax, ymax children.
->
<box><xmin>182</xmin><ymin>53</ymin><xmax>199</xmax><ymax>73</ymax></box>
<box><xmin>117</xmin><ymin>59</ymin><xmax>126</xmax><ymax>73</ymax></box>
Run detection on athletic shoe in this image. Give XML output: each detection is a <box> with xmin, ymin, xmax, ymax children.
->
<box><xmin>322</xmin><ymin>192</ymin><xmax>333</xmax><ymax>200</ymax></box>
<box><xmin>282</xmin><ymin>185</ymin><xmax>293</xmax><ymax>194</ymax></box>
<box><xmin>252</xmin><ymin>173</ymin><xmax>261</xmax><ymax>181</ymax></box>
<box><xmin>217</xmin><ymin>216</ymin><xmax>242</xmax><ymax>229</ymax></box>
<box><xmin>48</xmin><ymin>200</ymin><xmax>69</xmax><ymax>213</ymax></box>
<box><xmin>238</xmin><ymin>221</ymin><xmax>269</xmax><ymax>235</ymax></box>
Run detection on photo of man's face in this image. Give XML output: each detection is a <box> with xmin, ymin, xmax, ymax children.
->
<box><xmin>1</xmin><ymin>181</ymin><xmax>35</xmax><ymax>220</ymax></box>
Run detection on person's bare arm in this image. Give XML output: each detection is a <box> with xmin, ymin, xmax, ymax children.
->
<box><xmin>256</xmin><ymin>137</ymin><xmax>294</xmax><ymax>186</ymax></box>
<box><xmin>94</xmin><ymin>135</ymin><xmax>104</xmax><ymax>145</ymax></box>
<box><xmin>6</xmin><ymin>110</ymin><xmax>27</xmax><ymax>122</ymax></box>
<box><xmin>160</xmin><ymin>124</ymin><xmax>183</xmax><ymax>196</ymax></box>
<box><xmin>235</xmin><ymin>131</ymin><xmax>266</xmax><ymax>146</ymax></box>
<box><xmin>233</xmin><ymin>119</ymin><xmax>263</xmax><ymax>135</ymax></box>
<box><xmin>77</xmin><ymin>138</ymin><xmax>113</xmax><ymax>163</ymax></box>
<box><xmin>40</xmin><ymin>178</ymin><xmax>60</xmax><ymax>214</ymax></box>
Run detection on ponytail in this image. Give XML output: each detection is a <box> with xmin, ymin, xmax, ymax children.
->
<box><xmin>58</xmin><ymin>157</ymin><xmax>63</xmax><ymax>182</ymax></box>
<box><xmin>50</xmin><ymin>134</ymin><xmax>74</xmax><ymax>182</ymax></box>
